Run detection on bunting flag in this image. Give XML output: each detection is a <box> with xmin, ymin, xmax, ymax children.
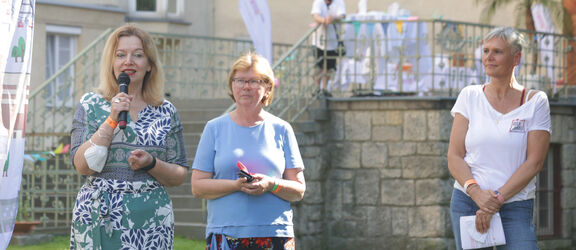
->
<box><xmin>238</xmin><ymin>0</ymin><xmax>272</xmax><ymax>63</ymax></box>
<box><xmin>0</xmin><ymin>0</ymin><xmax>36</xmax><ymax>248</ymax></box>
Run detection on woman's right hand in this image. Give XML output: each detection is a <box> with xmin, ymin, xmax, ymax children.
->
<box><xmin>468</xmin><ymin>186</ymin><xmax>502</xmax><ymax>214</ymax></box>
<box><xmin>475</xmin><ymin>209</ymin><xmax>493</xmax><ymax>233</ymax></box>
<box><xmin>110</xmin><ymin>93</ymin><xmax>133</xmax><ymax>121</ymax></box>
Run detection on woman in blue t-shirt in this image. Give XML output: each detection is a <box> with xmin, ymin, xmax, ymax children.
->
<box><xmin>191</xmin><ymin>52</ymin><xmax>306</xmax><ymax>250</ymax></box>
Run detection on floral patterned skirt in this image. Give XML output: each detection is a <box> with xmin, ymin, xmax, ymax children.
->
<box><xmin>206</xmin><ymin>233</ymin><xmax>295</xmax><ymax>250</ymax></box>
<box><xmin>70</xmin><ymin>177</ymin><xmax>174</xmax><ymax>250</ymax></box>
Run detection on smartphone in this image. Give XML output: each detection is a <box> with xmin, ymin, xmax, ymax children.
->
<box><xmin>236</xmin><ymin>161</ymin><xmax>254</xmax><ymax>182</ymax></box>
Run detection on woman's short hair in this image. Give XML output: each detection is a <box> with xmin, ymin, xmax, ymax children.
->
<box><xmin>483</xmin><ymin>26</ymin><xmax>526</xmax><ymax>55</ymax></box>
<box><xmin>97</xmin><ymin>23</ymin><xmax>164</xmax><ymax>106</ymax></box>
<box><xmin>227</xmin><ymin>52</ymin><xmax>275</xmax><ymax>106</ymax></box>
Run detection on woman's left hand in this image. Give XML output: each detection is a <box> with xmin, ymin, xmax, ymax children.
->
<box><xmin>128</xmin><ymin>149</ymin><xmax>154</xmax><ymax>171</ymax></box>
<box><xmin>239</xmin><ymin>174</ymin><xmax>274</xmax><ymax>196</ymax></box>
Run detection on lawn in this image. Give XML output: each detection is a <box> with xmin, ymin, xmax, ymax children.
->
<box><xmin>7</xmin><ymin>235</ymin><xmax>205</xmax><ymax>250</ymax></box>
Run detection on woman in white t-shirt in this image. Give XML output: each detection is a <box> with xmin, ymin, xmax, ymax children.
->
<box><xmin>447</xmin><ymin>27</ymin><xmax>551</xmax><ymax>250</ymax></box>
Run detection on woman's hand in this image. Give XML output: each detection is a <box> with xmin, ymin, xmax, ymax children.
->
<box><xmin>128</xmin><ymin>149</ymin><xmax>154</xmax><ymax>171</ymax></box>
<box><xmin>239</xmin><ymin>174</ymin><xmax>273</xmax><ymax>196</ymax></box>
<box><xmin>468</xmin><ymin>186</ymin><xmax>502</xmax><ymax>214</ymax></box>
<box><xmin>110</xmin><ymin>93</ymin><xmax>133</xmax><ymax>121</ymax></box>
<box><xmin>475</xmin><ymin>209</ymin><xmax>493</xmax><ymax>233</ymax></box>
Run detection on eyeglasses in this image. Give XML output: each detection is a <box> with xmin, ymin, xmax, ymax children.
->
<box><xmin>232</xmin><ymin>78</ymin><xmax>265</xmax><ymax>87</ymax></box>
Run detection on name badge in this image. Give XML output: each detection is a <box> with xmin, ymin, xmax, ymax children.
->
<box><xmin>509</xmin><ymin>119</ymin><xmax>526</xmax><ymax>133</ymax></box>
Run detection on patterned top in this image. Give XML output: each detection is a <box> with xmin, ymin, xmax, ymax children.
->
<box><xmin>71</xmin><ymin>92</ymin><xmax>189</xmax><ymax>181</ymax></box>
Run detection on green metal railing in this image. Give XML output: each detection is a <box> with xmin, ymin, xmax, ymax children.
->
<box><xmin>153</xmin><ymin>33</ymin><xmax>294</xmax><ymax>100</ymax></box>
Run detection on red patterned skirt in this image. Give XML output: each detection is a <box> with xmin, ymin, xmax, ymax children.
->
<box><xmin>206</xmin><ymin>233</ymin><xmax>295</xmax><ymax>250</ymax></box>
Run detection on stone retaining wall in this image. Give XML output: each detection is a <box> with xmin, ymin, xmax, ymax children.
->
<box><xmin>293</xmin><ymin>98</ymin><xmax>576</xmax><ymax>250</ymax></box>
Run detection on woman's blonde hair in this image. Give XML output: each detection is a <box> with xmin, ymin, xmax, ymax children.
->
<box><xmin>227</xmin><ymin>52</ymin><xmax>275</xmax><ymax>106</ymax></box>
<box><xmin>97</xmin><ymin>23</ymin><xmax>164</xmax><ymax>106</ymax></box>
<box><xmin>483</xmin><ymin>26</ymin><xmax>526</xmax><ymax>55</ymax></box>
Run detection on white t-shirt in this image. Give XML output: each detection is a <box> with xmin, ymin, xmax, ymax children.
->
<box><xmin>311</xmin><ymin>0</ymin><xmax>346</xmax><ymax>51</ymax></box>
<box><xmin>451</xmin><ymin>85</ymin><xmax>551</xmax><ymax>203</ymax></box>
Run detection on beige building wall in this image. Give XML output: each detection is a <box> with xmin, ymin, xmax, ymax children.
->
<box><xmin>32</xmin><ymin>1</ymin><xmax>125</xmax><ymax>93</ymax></box>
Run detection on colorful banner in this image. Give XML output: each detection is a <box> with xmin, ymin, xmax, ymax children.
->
<box><xmin>238</xmin><ymin>0</ymin><xmax>272</xmax><ymax>63</ymax></box>
<box><xmin>0</xmin><ymin>0</ymin><xmax>35</xmax><ymax>248</ymax></box>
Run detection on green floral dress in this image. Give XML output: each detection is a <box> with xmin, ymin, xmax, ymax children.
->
<box><xmin>69</xmin><ymin>92</ymin><xmax>188</xmax><ymax>250</ymax></box>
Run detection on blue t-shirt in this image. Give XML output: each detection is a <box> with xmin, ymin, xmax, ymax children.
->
<box><xmin>192</xmin><ymin>112</ymin><xmax>304</xmax><ymax>238</ymax></box>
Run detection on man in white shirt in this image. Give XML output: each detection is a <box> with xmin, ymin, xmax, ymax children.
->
<box><xmin>311</xmin><ymin>0</ymin><xmax>346</xmax><ymax>96</ymax></box>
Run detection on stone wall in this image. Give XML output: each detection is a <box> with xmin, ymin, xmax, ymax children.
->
<box><xmin>292</xmin><ymin>98</ymin><xmax>576</xmax><ymax>250</ymax></box>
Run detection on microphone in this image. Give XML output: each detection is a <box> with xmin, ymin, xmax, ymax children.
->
<box><xmin>117</xmin><ymin>72</ymin><xmax>130</xmax><ymax>129</ymax></box>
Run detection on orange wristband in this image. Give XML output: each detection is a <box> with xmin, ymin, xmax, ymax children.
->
<box><xmin>272</xmin><ymin>181</ymin><xmax>283</xmax><ymax>194</ymax></box>
<box><xmin>105</xmin><ymin>116</ymin><xmax>118</xmax><ymax>129</ymax></box>
<box><xmin>464</xmin><ymin>179</ymin><xmax>477</xmax><ymax>193</ymax></box>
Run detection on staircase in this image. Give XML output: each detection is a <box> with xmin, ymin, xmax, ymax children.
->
<box><xmin>166</xmin><ymin>98</ymin><xmax>234</xmax><ymax>240</ymax></box>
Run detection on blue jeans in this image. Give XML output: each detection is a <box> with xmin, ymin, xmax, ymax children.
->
<box><xmin>449</xmin><ymin>189</ymin><xmax>538</xmax><ymax>250</ymax></box>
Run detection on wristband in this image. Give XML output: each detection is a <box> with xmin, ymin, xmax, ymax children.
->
<box><xmin>105</xmin><ymin>116</ymin><xmax>118</xmax><ymax>129</ymax></box>
<box><xmin>463</xmin><ymin>179</ymin><xmax>477</xmax><ymax>193</ymax></box>
<box><xmin>141</xmin><ymin>156</ymin><xmax>156</xmax><ymax>171</ymax></box>
<box><xmin>494</xmin><ymin>190</ymin><xmax>505</xmax><ymax>202</ymax></box>
<box><xmin>272</xmin><ymin>180</ymin><xmax>282</xmax><ymax>194</ymax></box>
<box><xmin>270</xmin><ymin>179</ymin><xmax>279</xmax><ymax>192</ymax></box>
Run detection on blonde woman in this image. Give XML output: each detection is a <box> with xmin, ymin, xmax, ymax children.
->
<box><xmin>448</xmin><ymin>27</ymin><xmax>551</xmax><ymax>249</ymax></box>
<box><xmin>70</xmin><ymin>23</ymin><xmax>188</xmax><ymax>249</ymax></box>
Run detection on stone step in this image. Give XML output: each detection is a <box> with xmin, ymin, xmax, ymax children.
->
<box><xmin>171</xmin><ymin>98</ymin><xmax>233</xmax><ymax>109</ymax></box>
<box><xmin>181</xmin><ymin>121</ymin><xmax>207</xmax><ymax>134</ymax></box>
<box><xmin>174</xmin><ymin>222</ymin><xmax>206</xmax><ymax>240</ymax></box>
<box><xmin>166</xmin><ymin>182</ymin><xmax>192</xmax><ymax>196</ymax></box>
<box><xmin>171</xmin><ymin>194</ymin><xmax>204</xmax><ymax>210</ymax></box>
<box><xmin>185</xmin><ymin>146</ymin><xmax>199</xmax><ymax>159</ymax></box>
<box><xmin>178</xmin><ymin>109</ymin><xmax>226</xmax><ymax>122</ymax></box>
<box><xmin>292</xmin><ymin>120</ymin><xmax>322</xmax><ymax>133</ymax></box>
<box><xmin>174</xmin><ymin>208</ymin><xmax>206</xmax><ymax>223</ymax></box>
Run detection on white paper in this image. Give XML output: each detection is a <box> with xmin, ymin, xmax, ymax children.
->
<box><xmin>460</xmin><ymin>213</ymin><xmax>506</xmax><ymax>249</ymax></box>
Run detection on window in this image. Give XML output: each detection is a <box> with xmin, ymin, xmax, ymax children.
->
<box><xmin>136</xmin><ymin>0</ymin><xmax>156</xmax><ymax>11</ymax></box>
<box><xmin>130</xmin><ymin>0</ymin><xmax>183</xmax><ymax>19</ymax></box>
<box><xmin>167</xmin><ymin>0</ymin><xmax>177</xmax><ymax>14</ymax></box>
<box><xmin>535</xmin><ymin>143</ymin><xmax>561</xmax><ymax>238</ymax></box>
<box><xmin>45</xmin><ymin>25</ymin><xmax>80</xmax><ymax>108</ymax></box>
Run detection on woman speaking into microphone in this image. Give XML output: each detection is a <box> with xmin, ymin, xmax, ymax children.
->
<box><xmin>69</xmin><ymin>23</ymin><xmax>188</xmax><ymax>249</ymax></box>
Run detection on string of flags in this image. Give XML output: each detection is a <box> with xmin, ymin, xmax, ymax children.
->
<box><xmin>23</xmin><ymin>143</ymin><xmax>70</xmax><ymax>163</ymax></box>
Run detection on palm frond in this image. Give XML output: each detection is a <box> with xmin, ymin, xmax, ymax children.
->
<box><xmin>476</xmin><ymin>0</ymin><xmax>566</xmax><ymax>32</ymax></box>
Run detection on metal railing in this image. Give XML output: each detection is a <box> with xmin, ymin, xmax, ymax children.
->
<box><xmin>25</xmin><ymin>32</ymin><xmax>293</xmax><ymax>152</ymax></box>
<box><xmin>324</xmin><ymin>18</ymin><xmax>575</xmax><ymax>98</ymax></box>
<box><xmin>153</xmin><ymin>33</ymin><xmax>294</xmax><ymax>100</ymax></box>
<box><xmin>231</xmin><ymin>18</ymin><xmax>576</xmax><ymax>123</ymax></box>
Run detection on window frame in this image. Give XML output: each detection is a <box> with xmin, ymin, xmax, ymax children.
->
<box><xmin>535</xmin><ymin>143</ymin><xmax>562</xmax><ymax>239</ymax></box>
<box><xmin>45</xmin><ymin>25</ymin><xmax>80</xmax><ymax>108</ymax></box>
<box><xmin>129</xmin><ymin>0</ymin><xmax>183</xmax><ymax>19</ymax></box>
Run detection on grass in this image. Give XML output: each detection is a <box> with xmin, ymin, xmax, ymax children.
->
<box><xmin>8</xmin><ymin>235</ymin><xmax>205</xmax><ymax>250</ymax></box>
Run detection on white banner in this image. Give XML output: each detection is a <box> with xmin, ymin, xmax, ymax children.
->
<box><xmin>531</xmin><ymin>3</ymin><xmax>556</xmax><ymax>92</ymax></box>
<box><xmin>0</xmin><ymin>0</ymin><xmax>35</xmax><ymax>248</ymax></box>
<box><xmin>238</xmin><ymin>0</ymin><xmax>272</xmax><ymax>63</ymax></box>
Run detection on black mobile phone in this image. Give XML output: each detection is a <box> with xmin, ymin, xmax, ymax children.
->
<box><xmin>237</xmin><ymin>170</ymin><xmax>254</xmax><ymax>182</ymax></box>
<box><xmin>236</xmin><ymin>161</ymin><xmax>254</xmax><ymax>182</ymax></box>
